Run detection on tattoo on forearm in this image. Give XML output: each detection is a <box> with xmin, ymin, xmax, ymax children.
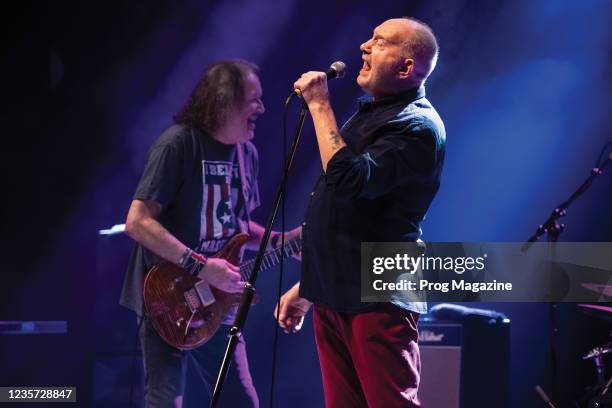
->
<box><xmin>329</xmin><ymin>130</ymin><xmax>344</xmax><ymax>149</ymax></box>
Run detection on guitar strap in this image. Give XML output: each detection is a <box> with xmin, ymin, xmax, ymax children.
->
<box><xmin>235</xmin><ymin>143</ymin><xmax>251</xmax><ymax>235</ymax></box>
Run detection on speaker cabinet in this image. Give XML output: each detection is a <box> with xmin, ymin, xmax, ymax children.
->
<box><xmin>419</xmin><ymin>319</ymin><xmax>509</xmax><ymax>408</ymax></box>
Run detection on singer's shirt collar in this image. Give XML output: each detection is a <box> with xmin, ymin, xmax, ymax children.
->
<box><xmin>357</xmin><ymin>85</ymin><xmax>426</xmax><ymax>110</ymax></box>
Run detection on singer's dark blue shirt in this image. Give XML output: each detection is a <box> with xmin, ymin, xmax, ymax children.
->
<box><xmin>299</xmin><ymin>86</ymin><xmax>446</xmax><ymax>313</ymax></box>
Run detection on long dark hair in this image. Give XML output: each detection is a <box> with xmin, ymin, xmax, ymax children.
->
<box><xmin>174</xmin><ymin>59</ymin><xmax>260</xmax><ymax>134</ymax></box>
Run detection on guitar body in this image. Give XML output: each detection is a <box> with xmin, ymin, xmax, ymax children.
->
<box><xmin>143</xmin><ymin>233</ymin><xmax>250</xmax><ymax>350</ymax></box>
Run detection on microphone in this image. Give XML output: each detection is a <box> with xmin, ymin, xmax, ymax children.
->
<box><xmin>292</xmin><ymin>61</ymin><xmax>346</xmax><ymax>97</ymax></box>
<box><xmin>326</xmin><ymin>60</ymin><xmax>347</xmax><ymax>80</ymax></box>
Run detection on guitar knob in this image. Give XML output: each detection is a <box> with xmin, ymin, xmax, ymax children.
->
<box><xmin>176</xmin><ymin>317</ymin><xmax>185</xmax><ymax>327</ymax></box>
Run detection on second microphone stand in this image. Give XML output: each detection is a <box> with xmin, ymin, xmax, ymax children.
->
<box><xmin>523</xmin><ymin>151</ymin><xmax>611</xmax><ymax>406</ymax></box>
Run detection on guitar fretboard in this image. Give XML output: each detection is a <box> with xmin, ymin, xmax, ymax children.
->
<box><xmin>240</xmin><ymin>236</ymin><xmax>302</xmax><ymax>280</ymax></box>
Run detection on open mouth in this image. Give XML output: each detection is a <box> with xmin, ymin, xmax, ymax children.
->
<box><xmin>247</xmin><ymin>116</ymin><xmax>257</xmax><ymax>130</ymax></box>
<box><xmin>360</xmin><ymin>60</ymin><xmax>371</xmax><ymax>73</ymax></box>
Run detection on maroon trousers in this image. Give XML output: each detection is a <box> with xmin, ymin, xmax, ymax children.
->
<box><xmin>313</xmin><ymin>303</ymin><xmax>421</xmax><ymax>408</ymax></box>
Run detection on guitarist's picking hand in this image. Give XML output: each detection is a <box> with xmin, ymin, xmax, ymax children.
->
<box><xmin>199</xmin><ymin>258</ymin><xmax>245</xmax><ymax>294</ymax></box>
<box><xmin>274</xmin><ymin>282</ymin><xmax>312</xmax><ymax>333</ymax></box>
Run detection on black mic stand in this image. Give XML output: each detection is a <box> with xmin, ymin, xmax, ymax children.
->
<box><xmin>522</xmin><ymin>152</ymin><xmax>611</xmax><ymax>406</ymax></box>
<box><xmin>522</xmin><ymin>155</ymin><xmax>610</xmax><ymax>249</ymax></box>
<box><xmin>209</xmin><ymin>96</ymin><xmax>308</xmax><ymax>408</ymax></box>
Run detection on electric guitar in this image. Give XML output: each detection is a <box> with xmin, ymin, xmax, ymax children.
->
<box><xmin>143</xmin><ymin>233</ymin><xmax>301</xmax><ymax>350</ymax></box>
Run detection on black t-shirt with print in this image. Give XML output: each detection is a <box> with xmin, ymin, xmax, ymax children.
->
<box><xmin>120</xmin><ymin>124</ymin><xmax>260</xmax><ymax>315</ymax></box>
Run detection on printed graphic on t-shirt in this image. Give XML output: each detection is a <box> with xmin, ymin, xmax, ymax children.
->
<box><xmin>199</xmin><ymin>160</ymin><xmax>245</xmax><ymax>255</ymax></box>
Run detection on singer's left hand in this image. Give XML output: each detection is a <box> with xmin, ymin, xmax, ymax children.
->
<box><xmin>294</xmin><ymin>71</ymin><xmax>330</xmax><ymax>108</ymax></box>
<box><xmin>274</xmin><ymin>282</ymin><xmax>312</xmax><ymax>334</ymax></box>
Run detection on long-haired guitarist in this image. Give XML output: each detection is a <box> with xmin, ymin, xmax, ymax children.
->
<box><xmin>120</xmin><ymin>59</ymin><xmax>297</xmax><ymax>407</ymax></box>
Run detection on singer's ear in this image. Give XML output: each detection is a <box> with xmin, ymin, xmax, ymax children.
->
<box><xmin>398</xmin><ymin>58</ymin><xmax>414</xmax><ymax>79</ymax></box>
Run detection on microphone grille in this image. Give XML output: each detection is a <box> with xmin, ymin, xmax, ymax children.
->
<box><xmin>330</xmin><ymin>61</ymin><xmax>347</xmax><ymax>78</ymax></box>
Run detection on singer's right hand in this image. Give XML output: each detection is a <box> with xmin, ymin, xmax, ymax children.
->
<box><xmin>199</xmin><ymin>257</ymin><xmax>245</xmax><ymax>294</ymax></box>
<box><xmin>294</xmin><ymin>71</ymin><xmax>330</xmax><ymax>108</ymax></box>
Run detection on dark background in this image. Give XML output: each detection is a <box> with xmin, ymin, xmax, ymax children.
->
<box><xmin>1</xmin><ymin>0</ymin><xmax>611</xmax><ymax>406</ymax></box>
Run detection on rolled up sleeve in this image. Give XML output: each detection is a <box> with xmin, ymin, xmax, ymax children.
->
<box><xmin>325</xmin><ymin>120</ymin><xmax>440</xmax><ymax>200</ymax></box>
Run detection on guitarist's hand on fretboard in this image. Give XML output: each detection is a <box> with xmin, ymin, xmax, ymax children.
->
<box><xmin>271</xmin><ymin>226</ymin><xmax>303</xmax><ymax>261</ymax></box>
<box><xmin>199</xmin><ymin>258</ymin><xmax>245</xmax><ymax>294</ymax></box>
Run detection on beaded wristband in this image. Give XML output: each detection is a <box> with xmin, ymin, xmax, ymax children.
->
<box><xmin>178</xmin><ymin>247</ymin><xmax>193</xmax><ymax>268</ymax></box>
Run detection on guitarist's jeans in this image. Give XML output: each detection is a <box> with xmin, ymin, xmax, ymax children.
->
<box><xmin>140</xmin><ymin>317</ymin><xmax>259</xmax><ymax>407</ymax></box>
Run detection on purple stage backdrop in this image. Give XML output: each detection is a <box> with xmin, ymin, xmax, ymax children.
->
<box><xmin>1</xmin><ymin>1</ymin><xmax>611</xmax><ymax>407</ymax></box>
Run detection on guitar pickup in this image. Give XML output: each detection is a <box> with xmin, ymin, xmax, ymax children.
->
<box><xmin>194</xmin><ymin>281</ymin><xmax>216</xmax><ymax>307</ymax></box>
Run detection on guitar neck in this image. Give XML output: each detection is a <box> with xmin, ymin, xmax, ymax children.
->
<box><xmin>240</xmin><ymin>236</ymin><xmax>301</xmax><ymax>278</ymax></box>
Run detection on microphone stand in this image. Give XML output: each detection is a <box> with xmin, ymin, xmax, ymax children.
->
<box><xmin>522</xmin><ymin>152</ymin><xmax>611</xmax><ymax>406</ymax></box>
<box><xmin>209</xmin><ymin>97</ymin><xmax>309</xmax><ymax>408</ymax></box>
<box><xmin>522</xmin><ymin>155</ymin><xmax>611</xmax><ymax>249</ymax></box>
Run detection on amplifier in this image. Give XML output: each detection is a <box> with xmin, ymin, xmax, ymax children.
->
<box><xmin>419</xmin><ymin>318</ymin><xmax>509</xmax><ymax>408</ymax></box>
